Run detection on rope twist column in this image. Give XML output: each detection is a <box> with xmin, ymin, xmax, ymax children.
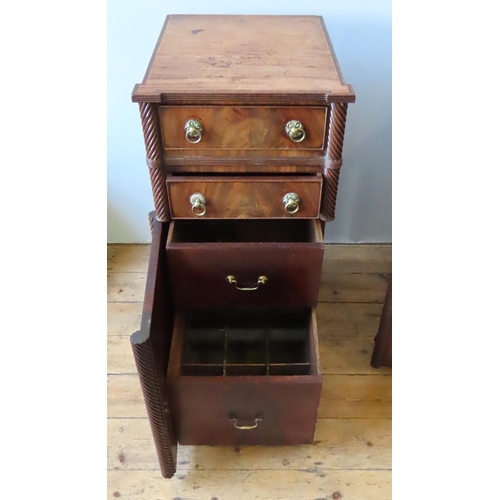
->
<box><xmin>139</xmin><ymin>103</ymin><xmax>170</xmax><ymax>221</ymax></box>
<box><xmin>321</xmin><ymin>102</ymin><xmax>348</xmax><ymax>221</ymax></box>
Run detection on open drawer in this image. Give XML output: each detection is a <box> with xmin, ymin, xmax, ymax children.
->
<box><xmin>130</xmin><ymin>218</ymin><xmax>322</xmax><ymax>478</ymax></box>
<box><xmin>166</xmin><ymin>219</ymin><xmax>324</xmax><ymax>308</ymax></box>
<box><xmin>166</xmin><ymin>306</ymin><xmax>322</xmax><ymax>446</ymax></box>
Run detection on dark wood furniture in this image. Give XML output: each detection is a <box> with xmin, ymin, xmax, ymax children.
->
<box><xmin>130</xmin><ymin>14</ymin><xmax>355</xmax><ymax>478</ymax></box>
<box><xmin>371</xmin><ymin>277</ymin><xmax>392</xmax><ymax>368</ymax></box>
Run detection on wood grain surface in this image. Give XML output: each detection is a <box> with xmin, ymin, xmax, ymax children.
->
<box><xmin>167</xmin><ymin>174</ymin><xmax>322</xmax><ymax>219</ymax></box>
<box><xmin>132</xmin><ymin>15</ymin><xmax>355</xmax><ymax>104</ymax></box>
<box><xmin>108</xmin><ymin>469</ymin><xmax>390</xmax><ymax>500</ymax></box>
<box><xmin>108</xmin><ymin>417</ymin><xmax>391</xmax><ymax>471</ymax></box>
<box><xmin>159</xmin><ymin>106</ymin><xmax>327</xmax><ymax>154</ymax></box>
<box><xmin>163</xmin><ymin>160</ymin><xmax>325</xmax><ymax>174</ymax></box>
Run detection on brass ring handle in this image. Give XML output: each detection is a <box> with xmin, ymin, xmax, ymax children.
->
<box><xmin>285</xmin><ymin>120</ymin><xmax>306</xmax><ymax>143</ymax></box>
<box><xmin>283</xmin><ymin>193</ymin><xmax>300</xmax><ymax>214</ymax></box>
<box><xmin>230</xmin><ymin>416</ymin><xmax>263</xmax><ymax>430</ymax></box>
<box><xmin>189</xmin><ymin>193</ymin><xmax>206</xmax><ymax>216</ymax></box>
<box><xmin>226</xmin><ymin>275</ymin><xmax>268</xmax><ymax>291</ymax></box>
<box><xmin>184</xmin><ymin>119</ymin><xmax>203</xmax><ymax>144</ymax></box>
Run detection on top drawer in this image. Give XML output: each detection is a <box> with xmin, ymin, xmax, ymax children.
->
<box><xmin>159</xmin><ymin>106</ymin><xmax>327</xmax><ymax>155</ymax></box>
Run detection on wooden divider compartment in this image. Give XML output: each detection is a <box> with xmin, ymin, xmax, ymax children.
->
<box><xmin>179</xmin><ymin>308</ymin><xmax>315</xmax><ymax>376</ymax></box>
<box><xmin>166</xmin><ymin>307</ymin><xmax>322</xmax><ymax>445</ymax></box>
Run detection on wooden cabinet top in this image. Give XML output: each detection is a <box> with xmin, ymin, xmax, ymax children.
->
<box><xmin>132</xmin><ymin>15</ymin><xmax>355</xmax><ymax>105</ymax></box>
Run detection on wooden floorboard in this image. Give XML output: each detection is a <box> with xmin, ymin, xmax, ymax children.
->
<box><xmin>107</xmin><ymin>243</ymin><xmax>392</xmax><ymax>499</ymax></box>
<box><xmin>108</xmin><ymin>469</ymin><xmax>391</xmax><ymax>500</ymax></box>
<box><xmin>108</xmin><ymin>418</ymin><xmax>391</xmax><ymax>471</ymax></box>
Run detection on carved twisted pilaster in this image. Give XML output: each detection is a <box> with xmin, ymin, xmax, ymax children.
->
<box><xmin>139</xmin><ymin>103</ymin><xmax>170</xmax><ymax>221</ymax></box>
<box><xmin>321</xmin><ymin>103</ymin><xmax>348</xmax><ymax>221</ymax></box>
<box><xmin>321</xmin><ymin>167</ymin><xmax>341</xmax><ymax>221</ymax></box>
<box><xmin>328</xmin><ymin>102</ymin><xmax>347</xmax><ymax>161</ymax></box>
<box><xmin>130</xmin><ymin>334</ymin><xmax>176</xmax><ymax>478</ymax></box>
<box><xmin>148</xmin><ymin>166</ymin><xmax>170</xmax><ymax>222</ymax></box>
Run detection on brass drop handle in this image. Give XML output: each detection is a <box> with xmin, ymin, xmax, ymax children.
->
<box><xmin>283</xmin><ymin>193</ymin><xmax>300</xmax><ymax>214</ymax></box>
<box><xmin>285</xmin><ymin>120</ymin><xmax>306</xmax><ymax>142</ymax></box>
<box><xmin>184</xmin><ymin>119</ymin><xmax>203</xmax><ymax>144</ymax></box>
<box><xmin>189</xmin><ymin>193</ymin><xmax>206</xmax><ymax>216</ymax></box>
<box><xmin>226</xmin><ymin>275</ymin><xmax>268</xmax><ymax>291</ymax></box>
<box><xmin>230</xmin><ymin>415</ymin><xmax>263</xmax><ymax>430</ymax></box>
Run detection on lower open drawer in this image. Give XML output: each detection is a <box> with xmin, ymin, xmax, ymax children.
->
<box><xmin>166</xmin><ymin>307</ymin><xmax>322</xmax><ymax>446</ymax></box>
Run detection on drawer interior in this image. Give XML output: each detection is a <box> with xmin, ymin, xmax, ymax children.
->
<box><xmin>168</xmin><ymin>308</ymin><xmax>319</xmax><ymax>377</ymax></box>
<box><xmin>167</xmin><ymin>219</ymin><xmax>323</xmax><ymax>243</ymax></box>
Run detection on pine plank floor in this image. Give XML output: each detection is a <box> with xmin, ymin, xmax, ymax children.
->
<box><xmin>107</xmin><ymin>244</ymin><xmax>392</xmax><ymax>500</ymax></box>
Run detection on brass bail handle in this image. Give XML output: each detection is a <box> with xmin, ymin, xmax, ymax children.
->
<box><xmin>230</xmin><ymin>415</ymin><xmax>263</xmax><ymax>430</ymax></box>
<box><xmin>184</xmin><ymin>119</ymin><xmax>203</xmax><ymax>144</ymax></box>
<box><xmin>226</xmin><ymin>275</ymin><xmax>268</xmax><ymax>291</ymax></box>
<box><xmin>189</xmin><ymin>193</ymin><xmax>206</xmax><ymax>216</ymax></box>
<box><xmin>283</xmin><ymin>192</ymin><xmax>300</xmax><ymax>214</ymax></box>
<box><xmin>285</xmin><ymin>120</ymin><xmax>306</xmax><ymax>142</ymax></box>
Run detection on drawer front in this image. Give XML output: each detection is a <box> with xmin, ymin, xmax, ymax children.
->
<box><xmin>168</xmin><ymin>376</ymin><xmax>322</xmax><ymax>445</ymax></box>
<box><xmin>166</xmin><ymin>308</ymin><xmax>322</xmax><ymax>446</ymax></box>
<box><xmin>167</xmin><ymin>175</ymin><xmax>322</xmax><ymax>219</ymax></box>
<box><xmin>167</xmin><ymin>220</ymin><xmax>324</xmax><ymax>308</ymax></box>
<box><xmin>168</xmin><ymin>244</ymin><xmax>323</xmax><ymax>308</ymax></box>
<box><xmin>159</xmin><ymin>106</ymin><xmax>327</xmax><ymax>153</ymax></box>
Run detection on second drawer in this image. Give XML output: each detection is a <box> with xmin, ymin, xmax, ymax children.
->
<box><xmin>167</xmin><ymin>174</ymin><xmax>322</xmax><ymax>219</ymax></box>
<box><xmin>166</xmin><ymin>219</ymin><xmax>324</xmax><ymax>308</ymax></box>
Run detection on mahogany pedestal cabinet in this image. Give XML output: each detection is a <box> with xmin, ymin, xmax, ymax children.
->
<box><xmin>130</xmin><ymin>14</ymin><xmax>355</xmax><ymax>478</ymax></box>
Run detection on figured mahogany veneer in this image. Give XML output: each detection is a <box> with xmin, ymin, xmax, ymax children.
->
<box><xmin>167</xmin><ymin>174</ymin><xmax>322</xmax><ymax>219</ymax></box>
<box><xmin>159</xmin><ymin>106</ymin><xmax>327</xmax><ymax>156</ymax></box>
<box><xmin>166</xmin><ymin>219</ymin><xmax>324</xmax><ymax>308</ymax></box>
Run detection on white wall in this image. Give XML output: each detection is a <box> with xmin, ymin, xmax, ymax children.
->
<box><xmin>107</xmin><ymin>1</ymin><xmax>391</xmax><ymax>243</ymax></box>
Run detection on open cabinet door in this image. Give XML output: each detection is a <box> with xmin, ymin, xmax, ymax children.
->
<box><xmin>130</xmin><ymin>217</ymin><xmax>178</xmax><ymax>478</ymax></box>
